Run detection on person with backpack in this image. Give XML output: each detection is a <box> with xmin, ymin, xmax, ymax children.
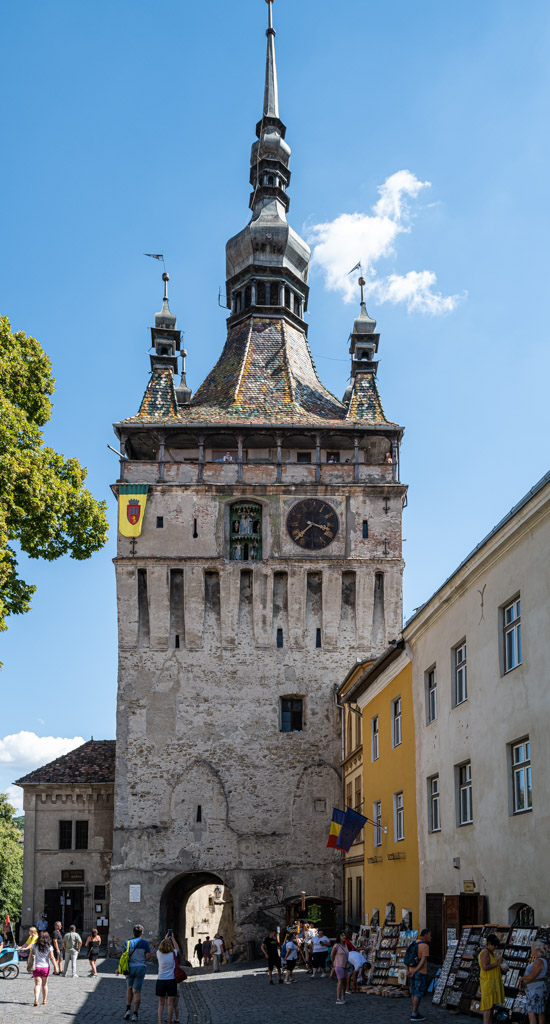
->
<box><xmin>406</xmin><ymin>929</ymin><xmax>432</xmax><ymax>1022</ymax></box>
<box><xmin>120</xmin><ymin>924</ymin><xmax>151</xmax><ymax>1022</ymax></box>
<box><xmin>281</xmin><ymin>932</ymin><xmax>298</xmax><ymax>984</ymax></box>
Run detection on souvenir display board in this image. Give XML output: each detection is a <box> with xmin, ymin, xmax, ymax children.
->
<box><xmin>432</xmin><ymin>923</ymin><xmax>543</xmax><ymax>1018</ymax></box>
<box><xmin>389</xmin><ymin>930</ymin><xmax>418</xmax><ymax>982</ymax></box>
<box><xmin>371</xmin><ymin>924</ymin><xmax>400</xmax><ymax>984</ymax></box>
<box><xmin>432</xmin><ymin>940</ymin><xmax>459</xmax><ymax>1005</ymax></box>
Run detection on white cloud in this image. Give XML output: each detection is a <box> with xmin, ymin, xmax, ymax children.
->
<box><xmin>0</xmin><ymin>732</ymin><xmax>84</xmax><ymax>772</ymax></box>
<box><xmin>5</xmin><ymin>784</ymin><xmax>24</xmax><ymax>815</ymax></box>
<box><xmin>307</xmin><ymin>169</ymin><xmax>463</xmax><ymax>314</ymax></box>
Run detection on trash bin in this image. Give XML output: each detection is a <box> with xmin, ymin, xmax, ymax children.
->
<box><xmin>246</xmin><ymin>939</ymin><xmax>256</xmax><ymax>961</ymax></box>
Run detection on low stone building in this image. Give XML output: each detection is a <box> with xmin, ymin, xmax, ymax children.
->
<box><xmin>16</xmin><ymin>740</ymin><xmax>115</xmax><ymax>944</ymax></box>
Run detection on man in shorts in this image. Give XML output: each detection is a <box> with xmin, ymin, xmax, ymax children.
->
<box><xmin>123</xmin><ymin>924</ymin><xmax>151</xmax><ymax>1022</ymax></box>
<box><xmin>282</xmin><ymin>933</ymin><xmax>298</xmax><ymax>985</ymax></box>
<box><xmin>311</xmin><ymin>927</ymin><xmax>331</xmax><ymax>977</ymax></box>
<box><xmin>52</xmin><ymin>921</ymin><xmax>63</xmax><ymax>975</ymax></box>
<box><xmin>261</xmin><ymin>929</ymin><xmax>283</xmax><ymax>985</ymax></box>
<box><xmin>408</xmin><ymin>928</ymin><xmax>431</xmax><ymax>1022</ymax></box>
<box><xmin>202</xmin><ymin>936</ymin><xmax>212</xmax><ymax>968</ymax></box>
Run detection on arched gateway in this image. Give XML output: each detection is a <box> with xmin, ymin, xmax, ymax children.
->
<box><xmin>160</xmin><ymin>872</ymin><xmax>234</xmax><ymax>959</ymax></box>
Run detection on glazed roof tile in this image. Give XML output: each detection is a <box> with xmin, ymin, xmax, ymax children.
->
<box><xmin>15</xmin><ymin>740</ymin><xmax>116</xmax><ymax>786</ymax></box>
<box><xmin>345</xmin><ymin>371</ymin><xmax>395</xmax><ymax>425</ymax></box>
<box><xmin>122</xmin><ymin>317</ymin><xmax>398</xmax><ymax>429</ymax></box>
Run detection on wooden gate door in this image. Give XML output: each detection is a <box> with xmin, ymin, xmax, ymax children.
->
<box><xmin>426</xmin><ymin>893</ymin><xmax>444</xmax><ymax>963</ymax></box>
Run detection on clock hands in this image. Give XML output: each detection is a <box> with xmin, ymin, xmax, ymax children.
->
<box><xmin>295</xmin><ymin>519</ymin><xmax>331</xmax><ymax>540</ymax></box>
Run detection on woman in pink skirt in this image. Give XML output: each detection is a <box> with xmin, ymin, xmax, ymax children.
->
<box><xmin>331</xmin><ymin>931</ymin><xmax>350</xmax><ymax>1005</ymax></box>
<box><xmin>32</xmin><ymin>931</ymin><xmax>56</xmax><ymax>1006</ymax></box>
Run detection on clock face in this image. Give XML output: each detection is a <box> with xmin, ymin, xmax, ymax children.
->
<box><xmin>286</xmin><ymin>498</ymin><xmax>339</xmax><ymax>550</ymax></box>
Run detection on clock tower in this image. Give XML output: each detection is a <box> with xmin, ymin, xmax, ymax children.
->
<box><xmin>110</xmin><ymin>0</ymin><xmax>406</xmax><ymax>950</ymax></box>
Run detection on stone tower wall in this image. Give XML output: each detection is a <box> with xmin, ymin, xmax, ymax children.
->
<box><xmin>110</xmin><ymin>480</ymin><xmax>404</xmax><ymax>951</ymax></box>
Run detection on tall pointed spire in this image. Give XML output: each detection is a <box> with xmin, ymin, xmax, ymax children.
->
<box><xmin>263</xmin><ymin>0</ymin><xmax>279</xmax><ymax>118</ymax></box>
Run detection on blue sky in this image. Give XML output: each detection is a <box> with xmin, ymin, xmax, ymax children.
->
<box><xmin>2</xmin><ymin>0</ymin><xmax>549</xmax><ymax>809</ymax></box>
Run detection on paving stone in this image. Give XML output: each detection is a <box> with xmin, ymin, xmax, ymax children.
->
<box><xmin>0</xmin><ymin>958</ymin><xmax>474</xmax><ymax>1024</ymax></box>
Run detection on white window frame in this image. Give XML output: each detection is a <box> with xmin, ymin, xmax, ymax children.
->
<box><xmin>373</xmin><ymin>800</ymin><xmax>382</xmax><ymax>847</ymax></box>
<box><xmin>458</xmin><ymin>761</ymin><xmax>473</xmax><ymax>825</ymax></box>
<box><xmin>504</xmin><ymin>598</ymin><xmax>522</xmax><ymax>673</ymax></box>
<box><xmin>512</xmin><ymin>739</ymin><xmax>532</xmax><ymax>813</ymax></box>
<box><xmin>453</xmin><ymin>641</ymin><xmax>468</xmax><ymax>706</ymax></box>
<box><xmin>394</xmin><ymin>791</ymin><xmax>404</xmax><ymax>841</ymax></box>
<box><xmin>429</xmin><ymin>775</ymin><xmax>441</xmax><ymax>833</ymax></box>
<box><xmin>426</xmin><ymin>666</ymin><xmax>437</xmax><ymax>724</ymax></box>
<box><xmin>371</xmin><ymin>715</ymin><xmax>379</xmax><ymax>761</ymax></box>
<box><xmin>391</xmin><ymin>696</ymin><xmax>402</xmax><ymax>747</ymax></box>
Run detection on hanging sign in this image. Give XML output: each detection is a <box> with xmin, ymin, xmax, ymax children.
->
<box><xmin>463</xmin><ymin>880</ymin><xmax>476</xmax><ymax>893</ymax></box>
<box><xmin>118</xmin><ymin>484</ymin><xmax>149</xmax><ymax>538</ymax></box>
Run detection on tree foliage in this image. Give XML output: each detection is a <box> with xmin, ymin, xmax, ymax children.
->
<box><xmin>0</xmin><ymin>316</ymin><xmax>108</xmax><ymax>633</ymax></box>
<box><xmin>0</xmin><ymin>794</ymin><xmax>23</xmax><ymax>920</ymax></box>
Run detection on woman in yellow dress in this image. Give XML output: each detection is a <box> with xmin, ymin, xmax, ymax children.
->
<box><xmin>18</xmin><ymin>926</ymin><xmax>39</xmax><ymax>973</ymax></box>
<box><xmin>479</xmin><ymin>934</ymin><xmax>508</xmax><ymax>1024</ymax></box>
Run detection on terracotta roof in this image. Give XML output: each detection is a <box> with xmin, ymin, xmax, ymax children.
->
<box><xmin>15</xmin><ymin>740</ymin><xmax>116</xmax><ymax>786</ymax></box>
<box><xmin>345</xmin><ymin>371</ymin><xmax>395</xmax><ymax>425</ymax></box>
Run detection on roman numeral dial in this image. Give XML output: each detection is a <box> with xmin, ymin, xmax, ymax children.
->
<box><xmin>286</xmin><ymin>498</ymin><xmax>339</xmax><ymax>550</ymax></box>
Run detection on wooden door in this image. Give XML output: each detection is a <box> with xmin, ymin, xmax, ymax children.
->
<box><xmin>425</xmin><ymin>893</ymin><xmax>444</xmax><ymax>963</ymax></box>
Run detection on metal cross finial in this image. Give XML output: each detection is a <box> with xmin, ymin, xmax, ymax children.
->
<box><xmin>358</xmin><ymin>275</ymin><xmax>366</xmax><ymax>306</ymax></box>
<box><xmin>162</xmin><ymin>271</ymin><xmax>169</xmax><ymax>302</ymax></box>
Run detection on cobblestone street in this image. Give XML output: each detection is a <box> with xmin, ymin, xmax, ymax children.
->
<box><xmin>0</xmin><ymin>959</ymin><xmax>473</xmax><ymax>1024</ymax></box>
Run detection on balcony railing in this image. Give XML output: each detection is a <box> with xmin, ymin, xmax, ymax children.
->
<box><xmin>121</xmin><ymin>459</ymin><xmax>397</xmax><ymax>486</ymax></box>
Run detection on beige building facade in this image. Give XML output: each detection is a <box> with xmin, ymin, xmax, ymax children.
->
<box><xmin>16</xmin><ymin>741</ymin><xmax>115</xmax><ymax>943</ymax></box>
<box><xmin>404</xmin><ymin>470</ymin><xmax>550</xmax><ymax>948</ymax></box>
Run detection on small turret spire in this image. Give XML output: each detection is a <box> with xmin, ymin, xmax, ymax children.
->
<box><xmin>264</xmin><ymin>0</ymin><xmax>279</xmax><ymax>118</ymax></box>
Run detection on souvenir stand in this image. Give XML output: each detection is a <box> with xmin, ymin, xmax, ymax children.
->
<box><xmin>370</xmin><ymin>924</ymin><xmax>401</xmax><ymax>984</ymax></box>
<box><xmin>391</xmin><ymin>930</ymin><xmax>419</xmax><ymax>982</ymax></box>
<box><xmin>432</xmin><ymin>924</ymin><xmax>541</xmax><ymax>1018</ymax></box>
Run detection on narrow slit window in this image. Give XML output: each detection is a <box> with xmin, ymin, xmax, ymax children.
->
<box><xmin>174</xmin><ymin>634</ymin><xmax>180</xmax><ymax>649</ymax></box>
<box><xmin>316</xmin><ymin>628</ymin><xmax>322</xmax><ymax>648</ymax></box>
<box><xmin>196</xmin><ymin>805</ymin><xmax>202</xmax><ymax>823</ymax></box>
<box><xmin>156</xmin><ymin>516</ymin><xmax>164</xmax><ymax>529</ymax></box>
<box><xmin>193</xmin><ymin>518</ymin><xmax>198</xmax><ymax>538</ymax></box>
<box><xmin>362</xmin><ymin>520</ymin><xmax>368</xmax><ymax>539</ymax></box>
<box><xmin>276</xmin><ymin>628</ymin><xmax>283</xmax><ymax>648</ymax></box>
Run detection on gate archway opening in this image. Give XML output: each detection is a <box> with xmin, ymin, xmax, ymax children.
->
<box><xmin>159</xmin><ymin>871</ymin><xmax>234</xmax><ymax>961</ymax></box>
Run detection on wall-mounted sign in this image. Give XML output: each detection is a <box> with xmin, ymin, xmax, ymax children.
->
<box><xmin>129</xmin><ymin>884</ymin><xmax>141</xmax><ymax>903</ymax></box>
<box><xmin>463</xmin><ymin>880</ymin><xmax>476</xmax><ymax>893</ymax></box>
<box><xmin>61</xmin><ymin>870</ymin><xmax>84</xmax><ymax>882</ymax></box>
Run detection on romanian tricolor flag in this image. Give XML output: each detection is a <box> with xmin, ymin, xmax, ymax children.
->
<box><xmin>118</xmin><ymin>484</ymin><xmax>150</xmax><ymax>538</ymax></box>
<box><xmin>327</xmin><ymin>807</ymin><xmax>346</xmax><ymax>848</ymax></box>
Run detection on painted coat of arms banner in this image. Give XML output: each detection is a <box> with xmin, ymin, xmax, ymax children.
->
<box><xmin>118</xmin><ymin>484</ymin><xmax>150</xmax><ymax>537</ymax></box>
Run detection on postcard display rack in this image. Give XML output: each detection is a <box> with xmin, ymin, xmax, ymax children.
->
<box><xmin>433</xmin><ymin>924</ymin><xmax>539</xmax><ymax>1017</ymax></box>
<box><xmin>371</xmin><ymin>925</ymin><xmax>401</xmax><ymax>984</ymax></box>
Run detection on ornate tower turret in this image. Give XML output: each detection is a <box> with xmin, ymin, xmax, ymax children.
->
<box><xmin>225</xmin><ymin>0</ymin><xmax>310</xmax><ymax>329</ymax></box>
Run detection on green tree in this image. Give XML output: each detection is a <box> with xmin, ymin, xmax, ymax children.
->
<box><xmin>0</xmin><ymin>794</ymin><xmax>23</xmax><ymax>920</ymax></box>
<box><xmin>0</xmin><ymin>316</ymin><xmax>108</xmax><ymax>633</ymax></box>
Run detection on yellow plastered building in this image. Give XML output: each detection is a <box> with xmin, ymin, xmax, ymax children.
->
<box><xmin>342</xmin><ymin>641</ymin><xmax>420</xmax><ymax>930</ymax></box>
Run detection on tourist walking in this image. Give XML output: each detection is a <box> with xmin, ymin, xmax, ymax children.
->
<box><xmin>282</xmin><ymin>933</ymin><xmax>298</xmax><ymax>984</ymax></box>
<box><xmin>194</xmin><ymin>939</ymin><xmax>203</xmax><ymax>966</ymax></box>
<box><xmin>212</xmin><ymin>934</ymin><xmax>224</xmax><ymax>972</ymax></box>
<box><xmin>52</xmin><ymin>921</ymin><xmax>63</xmax><ymax>975</ymax></box>
<box><xmin>408</xmin><ymin>928</ymin><xmax>432</xmax><ymax>1022</ymax></box>
<box><xmin>331</xmin><ymin>932</ymin><xmax>350</xmax><ymax>1005</ymax></box>
<box><xmin>156</xmin><ymin>936</ymin><xmax>178</xmax><ymax>1024</ymax></box>
<box><xmin>123</xmin><ymin>924</ymin><xmax>151</xmax><ymax>1021</ymax></box>
<box><xmin>85</xmin><ymin>927</ymin><xmax>101</xmax><ymax>976</ymax></box>
<box><xmin>261</xmin><ymin>928</ymin><xmax>283</xmax><ymax>984</ymax></box>
<box><xmin>202</xmin><ymin>936</ymin><xmax>212</xmax><ymax>967</ymax></box>
<box><xmin>32</xmin><ymin>931</ymin><xmax>56</xmax><ymax>1006</ymax></box>
<box><xmin>62</xmin><ymin>924</ymin><xmax>82</xmax><ymax>977</ymax></box>
<box><xmin>19</xmin><ymin>925</ymin><xmax>38</xmax><ymax>972</ymax></box>
<box><xmin>520</xmin><ymin>941</ymin><xmax>548</xmax><ymax>1024</ymax></box>
<box><xmin>311</xmin><ymin>927</ymin><xmax>331</xmax><ymax>977</ymax></box>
